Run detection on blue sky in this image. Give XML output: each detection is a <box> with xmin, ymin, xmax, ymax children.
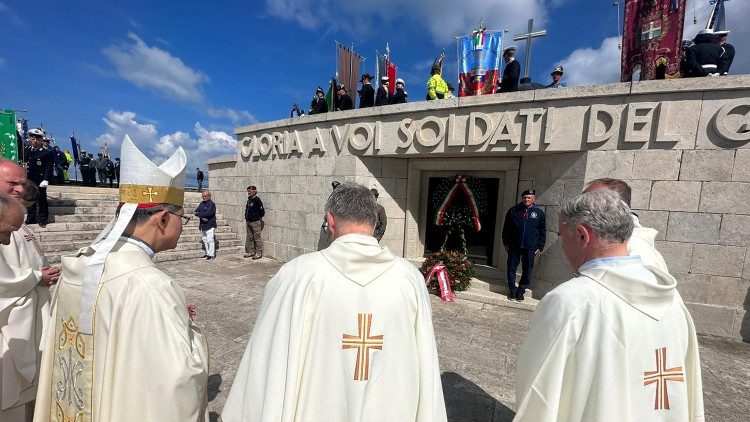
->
<box><xmin>1</xmin><ymin>0</ymin><xmax>747</xmax><ymax>184</ymax></box>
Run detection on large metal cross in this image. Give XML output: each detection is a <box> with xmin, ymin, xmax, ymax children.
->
<box><xmin>513</xmin><ymin>19</ymin><xmax>547</xmax><ymax>79</ymax></box>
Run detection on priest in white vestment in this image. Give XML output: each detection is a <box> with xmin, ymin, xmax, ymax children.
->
<box><xmin>515</xmin><ymin>189</ymin><xmax>704</xmax><ymax>421</ymax></box>
<box><xmin>223</xmin><ymin>182</ymin><xmax>447</xmax><ymax>422</ymax></box>
<box><xmin>0</xmin><ymin>161</ymin><xmax>59</xmax><ymax>422</ymax></box>
<box><xmin>33</xmin><ymin>136</ymin><xmax>209</xmax><ymax>421</ymax></box>
<box><xmin>584</xmin><ymin>178</ymin><xmax>669</xmax><ymax>272</ymax></box>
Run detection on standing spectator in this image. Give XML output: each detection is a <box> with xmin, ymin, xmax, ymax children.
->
<box><xmin>498</xmin><ymin>46</ymin><xmax>520</xmax><ymax>93</ymax></box>
<box><xmin>289</xmin><ymin>103</ymin><xmax>305</xmax><ymax>118</ymax></box>
<box><xmin>222</xmin><ymin>183</ymin><xmax>446</xmax><ymax>422</ymax></box>
<box><xmin>371</xmin><ymin>188</ymin><xmax>387</xmax><ymax>241</ymax></box>
<box><xmin>334</xmin><ymin>84</ymin><xmax>354</xmax><ymax>111</ymax></box>
<box><xmin>24</xmin><ymin>128</ymin><xmax>53</xmax><ymax>226</ymax></box>
<box><xmin>514</xmin><ymin>190</ymin><xmax>703</xmax><ymax>421</ymax></box>
<box><xmin>501</xmin><ymin>189</ymin><xmax>545</xmax><ymax>301</ymax></box>
<box><xmin>426</xmin><ymin>61</ymin><xmax>449</xmax><ymax>100</ymax></box>
<box><xmin>358</xmin><ymin>73</ymin><xmax>375</xmax><ymax>108</ymax></box>
<box><xmin>63</xmin><ymin>150</ymin><xmax>73</xmax><ymax>182</ymax></box>
<box><xmin>376</xmin><ymin>76</ymin><xmax>390</xmax><ymax>106</ymax></box>
<box><xmin>309</xmin><ymin>86</ymin><xmax>328</xmax><ymax>115</ymax></box>
<box><xmin>244</xmin><ymin>185</ymin><xmax>265</xmax><ymax>259</ymax></box>
<box><xmin>96</xmin><ymin>153</ymin><xmax>108</xmax><ymax>186</ymax></box>
<box><xmin>391</xmin><ymin>78</ymin><xmax>408</xmax><ymax>104</ymax></box>
<box><xmin>194</xmin><ymin>190</ymin><xmax>217</xmax><ymax>261</ymax></box>
<box><xmin>684</xmin><ymin>29</ymin><xmax>723</xmax><ymax>77</ymax></box>
<box><xmin>715</xmin><ymin>30</ymin><xmax>735</xmax><ymax>75</ymax></box>
<box><xmin>546</xmin><ymin>66</ymin><xmax>565</xmax><ymax>88</ymax></box>
<box><xmin>104</xmin><ymin>155</ymin><xmax>116</xmax><ymax>188</ymax></box>
<box><xmin>52</xmin><ymin>146</ymin><xmax>65</xmax><ymax>184</ymax></box>
<box><xmin>114</xmin><ymin>157</ymin><xmax>121</xmax><ymax>186</ymax></box>
<box><xmin>196</xmin><ymin>167</ymin><xmax>204</xmax><ymax>191</ymax></box>
<box><xmin>79</xmin><ymin>150</ymin><xmax>92</xmax><ymax>186</ymax></box>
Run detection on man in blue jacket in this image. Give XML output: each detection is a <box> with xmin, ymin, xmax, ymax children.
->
<box><xmin>501</xmin><ymin>189</ymin><xmax>546</xmax><ymax>301</ymax></box>
<box><xmin>194</xmin><ymin>189</ymin><xmax>217</xmax><ymax>260</ymax></box>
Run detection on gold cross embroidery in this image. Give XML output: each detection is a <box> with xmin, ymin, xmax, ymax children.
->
<box><xmin>643</xmin><ymin>347</ymin><xmax>685</xmax><ymax>410</ymax></box>
<box><xmin>342</xmin><ymin>313</ymin><xmax>383</xmax><ymax>381</ymax></box>
<box><xmin>142</xmin><ymin>187</ymin><xmax>159</xmax><ymax>202</ymax></box>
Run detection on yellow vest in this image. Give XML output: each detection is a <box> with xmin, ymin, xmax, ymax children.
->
<box><xmin>426</xmin><ymin>74</ymin><xmax>449</xmax><ymax>100</ymax></box>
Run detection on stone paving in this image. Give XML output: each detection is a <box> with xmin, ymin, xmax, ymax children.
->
<box><xmin>162</xmin><ymin>255</ymin><xmax>750</xmax><ymax>422</ymax></box>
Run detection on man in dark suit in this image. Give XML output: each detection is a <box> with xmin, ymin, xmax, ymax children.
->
<box><xmin>24</xmin><ymin>128</ymin><xmax>54</xmax><ymax>225</ymax></box>
<box><xmin>498</xmin><ymin>46</ymin><xmax>520</xmax><ymax>93</ymax></box>
<box><xmin>358</xmin><ymin>73</ymin><xmax>375</xmax><ymax>108</ymax></box>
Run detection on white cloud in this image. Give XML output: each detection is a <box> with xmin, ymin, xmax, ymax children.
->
<box><xmin>94</xmin><ymin>111</ymin><xmax>235</xmax><ymax>176</ymax></box>
<box><xmin>556</xmin><ymin>37</ymin><xmax>621</xmax><ymax>87</ymax></box>
<box><xmin>0</xmin><ymin>2</ymin><xmax>24</xmax><ymax>28</ymax></box>
<box><xmin>265</xmin><ymin>0</ymin><xmax>548</xmax><ymax>46</ymax></box>
<box><xmin>103</xmin><ymin>33</ymin><xmax>210</xmax><ymax>103</ymax></box>
<box><xmin>206</xmin><ymin>107</ymin><xmax>257</xmax><ymax>124</ymax></box>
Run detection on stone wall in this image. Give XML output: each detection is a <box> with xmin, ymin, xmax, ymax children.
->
<box><xmin>210</xmin><ymin>76</ymin><xmax>750</xmax><ymax>341</ymax></box>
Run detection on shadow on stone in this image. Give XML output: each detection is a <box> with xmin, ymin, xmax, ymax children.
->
<box><xmin>208</xmin><ymin>373</ymin><xmax>222</xmax><ymax>401</ymax></box>
<box><xmin>741</xmin><ymin>287</ymin><xmax>749</xmax><ymax>343</ymax></box>
<box><xmin>442</xmin><ymin>371</ymin><xmax>515</xmax><ymax>421</ymax></box>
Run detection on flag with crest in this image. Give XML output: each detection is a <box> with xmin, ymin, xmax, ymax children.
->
<box><xmin>458</xmin><ymin>27</ymin><xmax>503</xmax><ymax>96</ymax></box>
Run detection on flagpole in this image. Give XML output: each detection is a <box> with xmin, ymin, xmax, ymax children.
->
<box><xmin>454</xmin><ymin>36</ymin><xmax>460</xmax><ymax>99</ymax></box>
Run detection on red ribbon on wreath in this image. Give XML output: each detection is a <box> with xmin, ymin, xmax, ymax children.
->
<box><xmin>425</xmin><ymin>261</ymin><xmax>455</xmax><ymax>302</ymax></box>
<box><xmin>434</xmin><ymin>175</ymin><xmax>482</xmax><ymax>232</ymax></box>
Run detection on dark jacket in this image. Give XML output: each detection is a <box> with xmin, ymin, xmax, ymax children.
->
<box><xmin>196</xmin><ymin>170</ymin><xmax>204</xmax><ymax>182</ymax></box>
<box><xmin>358</xmin><ymin>84</ymin><xmax>375</xmax><ymax>108</ymax></box>
<box><xmin>391</xmin><ymin>87</ymin><xmax>408</xmax><ymax>104</ymax></box>
<box><xmin>309</xmin><ymin>97</ymin><xmax>328</xmax><ymax>115</ymax></box>
<box><xmin>245</xmin><ymin>196</ymin><xmax>265</xmax><ymax>222</ymax></box>
<box><xmin>375</xmin><ymin>86</ymin><xmax>390</xmax><ymax>106</ymax></box>
<box><xmin>502</xmin><ymin>203</ymin><xmax>546</xmax><ymax>251</ymax></box>
<box><xmin>719</xmin><ymin>43</ymin><xmax>735</xmax><ymax>75</ymax></box>
<box><xmin>25</xmin><ymin>147</ymin><xmax>54</xmax><ymax>184</ymax></box>
<box><xmin>194</xmin><ymin>200</ymin><xmax>217</xmax><ymax>231</ymax></box>
<box><xmin>335</xmin><ymin>94</ymin><xmax>354</xmax><ymax>111</ymax></box>
<box><xmin>499</xmin><ymin>60</ymin><xmax>521</xmax><ymax>92</ymax></box>
<box><xmin>684</xmin><ymin>35</ymin><xmax>723</xmax><ymax>77</ymax></box>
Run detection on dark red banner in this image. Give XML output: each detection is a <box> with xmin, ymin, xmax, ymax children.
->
<box><xmin>621</xmin><ymin>0</ymin><xmax>686</xmax><ymax>81</ymax></box>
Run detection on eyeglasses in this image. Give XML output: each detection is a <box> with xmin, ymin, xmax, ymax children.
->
<box><xmin>169</xmin><ymin>212</ymin><xmax>191</xmax><ymax>226</ymax></box>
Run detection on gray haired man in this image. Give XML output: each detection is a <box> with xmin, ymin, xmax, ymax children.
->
<box><xmin>515</xmin><ymin>189</ymin><xmax>704</xmax><ymax>420</ymax></box>
<box><xmin>223</xmin><ymin>182</ymin><xmax>447</xmax><ymax>422</ymax></box>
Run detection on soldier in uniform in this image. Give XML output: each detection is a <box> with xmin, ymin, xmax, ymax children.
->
<box><xmin>684</xmin><ymin>29</ymin><xmax>723</xmax><ymax>77</ymax></box>
<box><xmin>24</xmin><ymin>128</ymin><xmax>53</xmax><ymax>226</ymax></box>
<box><xmin>358</xmin><ymin>73</ymin><xmax>375</xmax><ymax>108</ymax></box>
<box><xmin>498</xmin><ymin>46</ymin><xmax>520</xmax><ymax>93</ymax></box>
<box><xmin>715</xmin><ymin>30</ymin><xmax>735</xmax><ymax>75</ymax></box>
<box><xmin>79</xmin><ymin>151</ymin><xmax>92</xmax><ymax>186</ymax></box>
<box><xmin>309</xmin><ymin>86</ymin><xmax>328</xmax><ymax>115</ymax></box>
<box><xmin>546</xmin><ymin>66</ymin><xmax>565</xmax><ymax>88</ymax></box>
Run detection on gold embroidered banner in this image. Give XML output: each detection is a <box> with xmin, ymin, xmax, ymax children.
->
<box><xmin>119</xmin><ymin>184</ymin><xmax>185</xmax><ymax>206</ymax></box>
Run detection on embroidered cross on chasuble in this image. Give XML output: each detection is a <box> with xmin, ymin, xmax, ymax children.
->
<box><xmin>643</xmin><ymin>347</ymin><xmax>685</xmax><ymax>410</ymax></box>
<box><xmin>342</xmin><ymin>314</ymin><xmax>383</xmax><ymax>381</ymax></box>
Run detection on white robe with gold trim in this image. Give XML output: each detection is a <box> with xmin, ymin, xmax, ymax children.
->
<box><xmin>0</xmin><ymin>227</ymin><xmax>52</xmax><ymax>421</ymax></box>
<box><xmin>222</xmin><ymin>233</ymin><xmax>447</xmax><ymax>422</ymax></box>
<box><xmin>33</xmin><ymin>240</ymin><xmax>209</xmax><ymax>421</ymax></box>
<box><xmin>514</xmin><ymin>257</ymin><xmax>704</xmax><ymax>421</ymax></box>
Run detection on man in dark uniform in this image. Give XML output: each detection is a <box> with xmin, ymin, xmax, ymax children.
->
<box><xmin>334</xmin><ymin>84</ymin><xmax>354</xmax><ymax>111</ymax></box>
<box><xmin>309</xmin><ymin>86</ymin><xmax>328</xmax><ymax>115</ymax></box>
<box><xmin>370</xmin><ymin>188</ymin><xmax>387</xmax><ymax>242</ymax></box>
<box><xmin>24</xmin><ymin>128</ymin><xmax>54</xmax><ymax>225</ymax></box>
<box><xmin>391</xmin><ymin>78</ymin><xmax>408</xmax><ymax>104</ymax></box>
<box><xmin>684</xmin><ymin>29</ymin><xmax>723</xmax><ymax>77</ymax></box>
<box><xmin>498</xmin><ymin>46</ymin><xmax>520</xmax><ymax>93</ymax></box>
<box><xmin>501</xmin><ymin>189</ymin><xmax>546</xmax><ymax>301</ymax></box>
<box><xmin>375</xmin><ymin>76</ymin><xmax>390</xmax><ymax>106</ymax></box>
<box><xmin>358</xmin><ymin>73</ymin><xmax>375</xmax><ymax>108</ymax></box>
<box><xmin>715</xmin><ymin>30</ymin><xmax>735</xmax><ymax>75</ymax></box>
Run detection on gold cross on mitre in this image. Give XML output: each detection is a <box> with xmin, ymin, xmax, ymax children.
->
<box><xmin>342</xmin><ymin>313</ymin><xmax>383</xmax><ymax>381</ymax></box>
<box><xmin>643</xmin><ymin>347</ymin><xmax>685</xmax><ymax>410</ymax></box>
<box><xmin>142</xmin><ymin>187</ymin><xmax>159</xmax><ymax>202</ymax></box>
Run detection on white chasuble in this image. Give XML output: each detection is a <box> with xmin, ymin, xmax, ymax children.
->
<box><xmin>222</xmin><ymin>233</ymin><xmax>447</xmax><ymax>422</ymax></box>
<box><xmin>515</xmin><ymin>257</ymin><xmax>704</xmax><ymax>422</ymax></box>
<box><xmin>33</xmin><ymin>241</ymin><xmax>209</xmax><ymax>421</ymax></box>
<box><xmin>628</xmin><ymin>215</ymin><xmax>669</xmax><ymax>272</ymax></box>
<box><xmin>0</xmin><ymin>229</ymin><xmax>51</xmax><ymax>421</ymax></box>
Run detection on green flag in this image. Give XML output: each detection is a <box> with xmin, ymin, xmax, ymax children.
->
<box><xmin>0</xmin><ymin>109</ymin><xmax>19</xmax><ymax>162</ymax></box>
<box><xmin>325</xmin><ymin>78</ymin><xmax>336</xmax><ymax>112</ymax></box>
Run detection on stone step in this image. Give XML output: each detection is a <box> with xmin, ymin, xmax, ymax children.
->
<box><xmin>47</xmin><ymin>186</ymin><xmax>204</xmax><ymax>197</ymax></box>
<box><xmin>455</xmin><ymin>288</ymin><xmax>537</xmax><ymax>311</ymax></box>
<box><xmin>36</xmin><ymin>226</ymin><xmax>236</xmax><ymax>242</ymax></box>
<box><xmin>41</xmin><ymin>233</ymin><xmax>240</xmax><ymax>252</ymax></box>
<box><xmin>48</xmin><ymin>199</ymin><xmax>206</xmax><ymax>208</ymax></box>
<box><xmin>47</xmin><ymin>206</ymin><xmax>226</xmax><ymax>218</ymax></box>
<box><xmin>46</xmin><ymin>242</ymin><xmax>243</xmax><ymax>264</ymax></box>
<box><xmin>28</xmin><ymin>219</ymin><xmax>232</xmax><ymax>232</ymax></box>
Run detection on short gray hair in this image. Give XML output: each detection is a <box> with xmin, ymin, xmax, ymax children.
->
<box><xmin>324</xmin><ymin>182</ymin><xmax>378</xmax><ymax>228</ymax></box>
<box><xmin>559</xmin><ymin>189</ymin><xmax>634</xmax><ymax>243</ymax></box>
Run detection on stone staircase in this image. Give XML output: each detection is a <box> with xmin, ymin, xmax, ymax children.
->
<box><xmin>30</xmin><ymin>186</ymin><xmax>243</xmax><ymax>264</ymax></box>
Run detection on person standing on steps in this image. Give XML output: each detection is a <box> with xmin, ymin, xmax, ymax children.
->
<box><xmin>501</xmin><ymin>189</ymin><xmax>546</xmax><ymax>301</ymax></box>
<box><xmin>194</xmin><ymin>190</ymin><xmax>217</xmax><ymax>261</ymax></box>
<box><xmin>244</xmin><ymin>185</ymin><xmax>265</xmax><ymax>259</ymax></box>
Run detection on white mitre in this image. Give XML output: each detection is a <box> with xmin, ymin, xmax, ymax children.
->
<box><xmin>78</xmin><ymin>135</ymin><xmax>186</xmax><ymax>333</ymax></box>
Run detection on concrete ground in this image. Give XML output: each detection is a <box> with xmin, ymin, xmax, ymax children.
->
<box><xmin>163</xmin><ymin>255</ymin><xmax>750</xmax><ymax>422</ymax></box>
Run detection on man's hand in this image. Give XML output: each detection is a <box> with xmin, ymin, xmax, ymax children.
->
<box><xmin>187</xmin><ymin>303</ymin><xmax>196</xmax><ymax>320</ymax></box>
<box><xmin>535</xmin><ymin>249</ymin><xmax>542</xmax><ymax>257</ymax></box>
<box><xmin>40</xmin><ymin>266</ymin><xmax>61</xmax><ymax>286</ymax></box>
